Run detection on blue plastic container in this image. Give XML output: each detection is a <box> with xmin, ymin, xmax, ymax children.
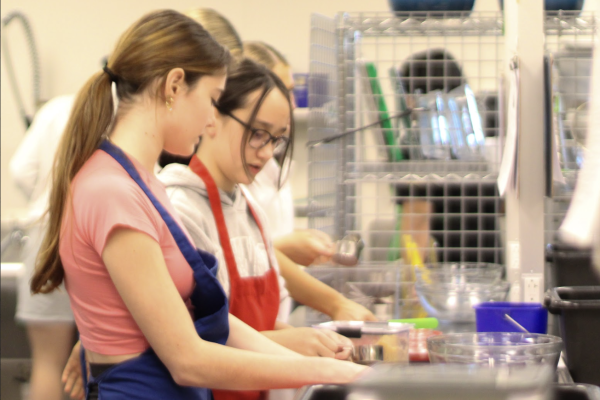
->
<box><xmin>474</xmin><ymin>302</ymin><xmax>548</xmax><ymax>334</ymax></box>
<box><xmin>293</xmin><ymin>73</ymin><xmax>308</xmax><ymax>108</ymax></box>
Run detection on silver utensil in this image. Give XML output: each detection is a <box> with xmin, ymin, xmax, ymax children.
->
<box><xmin>504</xmin><ymin>314</ymin><xmax>530</xmax><ymax>333</ymax></box>
<box><xmin>352</xmin><ymin>344</ymin><xmax>384</xmax><ymax>365</ymax></box>
<box><xmin>332</xmin><ymin>234</ymin><xmax>364</xmax><ymax>266</ymax></box>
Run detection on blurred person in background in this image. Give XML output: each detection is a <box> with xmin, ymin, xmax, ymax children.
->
<box><xmin>242</xmin><ymin>40</ymin><xmax>335</xmax><ymax>267</ymax></box>
<box><xmin>184</xmin><ymin>8</ymin><xmax>244</xmax><ymax>59</ymax></box>
<box><xmin>10</xmin><ymin>94</ymin><xmax>77</xmax><ymax>400</ymax></box>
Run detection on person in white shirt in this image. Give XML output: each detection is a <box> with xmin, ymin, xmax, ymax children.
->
<box><xmin>9</xmin><ymin>94</ymin><xmax>78</xmax><ymax>400</ymax></box>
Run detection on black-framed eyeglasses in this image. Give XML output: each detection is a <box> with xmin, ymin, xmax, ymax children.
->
<box><xmin>221</xmin><ymin>110</ymin><xmax>289</xmax><ymax>153</ymax></box>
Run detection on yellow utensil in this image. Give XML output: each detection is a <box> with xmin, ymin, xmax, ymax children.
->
<box><xmin>401</xmin><ymin>234</ymin><xmax>429</xmax><ymax>317</ymax></box>
<box><xmin>403</xmin><ymin>234</ymin><xmax>431</xmax><ymax>284</ymax></box>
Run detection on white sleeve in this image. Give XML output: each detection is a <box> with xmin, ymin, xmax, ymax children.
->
<box><xmin>9</xmin><ymin>95</ymin><xmax>75</xmax><ymax>202</ymax></box>
<box><xmin>10</xmin><ymin>112</ymin><xmax>47</xmax><ymax>200</ymax></box>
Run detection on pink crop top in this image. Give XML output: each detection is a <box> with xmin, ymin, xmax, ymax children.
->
<box><xmin>60</xmin><ymin>149</ymin><xmax>196</xmax><ymax>355</ymax></box>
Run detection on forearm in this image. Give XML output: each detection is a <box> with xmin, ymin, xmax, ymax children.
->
<box><xmin>275</xmin><ymin>249</ymin><xmax>344</xmax><ymax>318</ymax></box>
<box><xmin>181</xmin><ymin>317</ymin><xmax>364</xmax><ymax>389</ymax></box>
<box><xmin>273</xmin><ymin>235</ymin><xmax>303</xmax><ymax>265</ymax></box>
<box><xmin>180</xmin><ymin>342</ymin><xmax>363</xmax><ymax>390</ymax></box>
<box><xmin>275</xmin><ymin>320</ymin><xmax>293</xmax><ymax>330</ymax></box>
<box><xmin>227</xmin><ymin>314</ymin><xmax>301</xmax><ymax>358</ymax></box>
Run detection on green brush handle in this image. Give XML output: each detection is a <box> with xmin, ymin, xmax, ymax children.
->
<box><xmin>389</xmin><ymin>317</ymin><xmax>439</xmax><ymax>329</ymax></box>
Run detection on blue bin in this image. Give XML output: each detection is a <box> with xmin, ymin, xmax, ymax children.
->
<box><xmin>293</xmin><ymin>73</ymin><xmax>308</xmax><ymax>108</ymax></box>
<box><xmin>474</xmin><ymin>302</ymin><xmax>548</xmax><ymax>334</ymax></box>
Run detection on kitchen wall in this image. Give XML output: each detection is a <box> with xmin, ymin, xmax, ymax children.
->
<box><xmin>2</xmin><ymin>0</ymin><xmax>597</xmax><ymax>219</ymax></box>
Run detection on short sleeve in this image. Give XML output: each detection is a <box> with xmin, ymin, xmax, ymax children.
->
<box><xmin>73</xmin><ymin>170</ymin><xmax>161</xmax><ymax>256</ymax></box>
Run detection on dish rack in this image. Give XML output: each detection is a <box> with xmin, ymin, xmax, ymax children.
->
<box><xmin>307</xmin><ymin>11</ymin><xmax>598</xmax><ymax>267</ymax></box>
<box><xmin>307</xmin><ymin>11</ymin><xmax>505</xmax><ymax>265</ymax></box>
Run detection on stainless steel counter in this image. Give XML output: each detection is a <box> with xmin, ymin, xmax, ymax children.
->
<box><xmin>290</xmin><ymin>306</ymin><xmax>574</xmax><ymax>384</ymax></box>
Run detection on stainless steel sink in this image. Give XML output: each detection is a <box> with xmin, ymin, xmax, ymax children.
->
<box><xmin>1</xmin><ymin>218</ymin><xmax>32</xmax><ymax>400</ymax></box>
<box><xmin>1</xmin><ymin>263</ymin><xmax>32</xmax><ymax>400</ymax></box>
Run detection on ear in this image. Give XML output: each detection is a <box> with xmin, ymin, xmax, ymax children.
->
<box><xmin>164</xmin><ymin>68</ymin><xmax>186</xmax><ymax>99</ymax></box>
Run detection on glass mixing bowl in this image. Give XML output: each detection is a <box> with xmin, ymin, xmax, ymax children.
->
<box><xmin>427</xmin><ymin>332</ymin><xmax>563</xmax><ymax>368</ymax></box>
<box><xmin>415</xmin><ymin>281</ymin><xmax>510</xmax><ymax>322</ymax></box>
<box><xmin>415</xmin><ymin>262</ymin><xmax>504</xmax><ymax>285</ymax></box>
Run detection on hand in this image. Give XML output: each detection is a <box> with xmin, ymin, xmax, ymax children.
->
<box><xmin>331</xmin><ymin>298</ymin><xmax>378</xmax><ymax>322</ymax></box>
<box><xmin>62</xmin><ymin>340</ymin><xmax>85</xmax><ymax>400</ymax></box>
<box><xmin>274</xmin><ymin>229</ymin><xmax>334</xmax><ymax>266</ymax></box>
<box><xmin>322</xmin><ymin>357</ymin><xmax>372</xmax><ymax>384</ymax></box>
<box><xmin>264</xmin><ymin>327</ymin><xmax>353</xmax><ymax>360</ymax></box>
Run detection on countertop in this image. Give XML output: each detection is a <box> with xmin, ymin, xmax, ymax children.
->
<box><xmin>288</xmin><ymin>306</ymin><xmax>574</xmax><ymax>384</ymax></box>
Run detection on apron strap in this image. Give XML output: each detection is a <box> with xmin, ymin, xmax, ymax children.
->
<box><xmin>99</xmin><ymin>141</ymin><xmax>200</xmax><ymax>266</ymax></box>
<box><xmin>98</xmin><ymin>140</ymin><xmax>226</xmax><ymax>318</ymax></box>
<box><xmin>189</xmin><ymin>156</ymin><xmax>274</xmax><ymax>281</ymax></box>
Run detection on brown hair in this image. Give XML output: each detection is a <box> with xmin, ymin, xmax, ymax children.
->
<box><xmin>31</xmin><ymin>9</ymin><xmax>231</xmax><ymax>293</ymax></box>
<box><xmin>185</xmin><ymin>8</ymin><xmax>243</xmax><ymax>60</ymax></box>
<box><xmin>243</xmin><ymin>41</ymin><xmax>290</xmax><ymax>70</ymax></box>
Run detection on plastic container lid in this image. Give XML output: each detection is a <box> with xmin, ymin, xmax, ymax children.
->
<box><xmin>313</xmin><ymin>321</ymin><xmax>412</xmax><ymax>338</ymax></box>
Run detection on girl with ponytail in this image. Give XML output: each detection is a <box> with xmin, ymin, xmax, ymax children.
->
<box><xmin>32</xmin><ymin>9</ymin><xmax>366</xmax><ymax>400</ymax></box>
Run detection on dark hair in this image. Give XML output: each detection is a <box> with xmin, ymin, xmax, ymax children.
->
<box><xmin>32</xmin><ymin>9</ymin><xmax>231</xmax><ymax>294</ymax></box>
<box><xmin>160</xmin><ymin>58</ymin><xmax>294</xmax><ymax>188</ymax></box>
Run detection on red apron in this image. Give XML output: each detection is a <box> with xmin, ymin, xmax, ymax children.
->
<box><xmin>190</xmin><ymin>156</ymin><xmax>280</xmax><ymax>400</ymax></box>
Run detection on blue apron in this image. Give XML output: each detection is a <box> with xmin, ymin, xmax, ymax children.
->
<box><xmin>79</xmin><ymin>140</ymin><xmax>230</xmax><ymax>399</ymax></box>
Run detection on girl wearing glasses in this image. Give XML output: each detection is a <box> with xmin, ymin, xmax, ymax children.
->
<box><xmin>180</xmin><ymin>9</ymin><xmax>377</xmax><ymax>325</ymax></box>
<box><xmin>157</xmin><ymin>58</ymin><xmax>356</xmax><ymax>400</ymax></box>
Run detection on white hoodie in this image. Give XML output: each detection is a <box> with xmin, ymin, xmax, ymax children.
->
<box><xmin>158</xmin><ymin>163</ymin><xmax>291</xmax><ymax>320</ymax></box>
<box><xmin>242</xmin><ymin>158</ymin><xmax>295</xmax><ymax>239</ymax></box>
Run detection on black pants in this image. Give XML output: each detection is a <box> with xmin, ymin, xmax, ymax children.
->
<box><xmin>87</xmin><ymin>363</ymin><xmax>116</xmax><ymax>399</ymax></box>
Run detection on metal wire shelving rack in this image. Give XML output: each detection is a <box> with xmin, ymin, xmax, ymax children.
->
<box><xmin>307</xmin><ymin>11</ymin><xmax>505</xmax><ymax>265</ymax></box>
<box><xmin>544</xmin><ymin>11</ymin><xmax>597</xmax><ymax>246</ymax></box>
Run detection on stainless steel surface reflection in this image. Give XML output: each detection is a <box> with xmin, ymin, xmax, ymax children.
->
<box><xmin>352</xmin><ymin>345</ymin><xmax>384</xmax><ymax>365</ymax></box>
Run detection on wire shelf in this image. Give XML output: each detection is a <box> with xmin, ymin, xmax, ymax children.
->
<box><xmin>338</xmin><ymin>11</ymin><xmax>504</xmax><ymax>37</ymax></box>
<box><xmin>308</xmin><ymin>11</ymin><xmax>504</xmax><ymax>266</ymax></box>
<box><xmin>307</xmin><ymin>10</ymin><xmax>597</xmax><ymax>266</ymax></box>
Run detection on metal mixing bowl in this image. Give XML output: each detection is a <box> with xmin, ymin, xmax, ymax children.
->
<box><xmin>415</xmin><ymin>281</ymin><xmax>510</xmax><ymax>322</ymax></box>
<box><xmin>352</xmin><ymin>344</ymin><xmax>385</xmax><ymax>365</ymax></box>
<box><xmin>427</xmin><ymin>332</ymin><xmax>563</xmax><ymax>368</ymax></box>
